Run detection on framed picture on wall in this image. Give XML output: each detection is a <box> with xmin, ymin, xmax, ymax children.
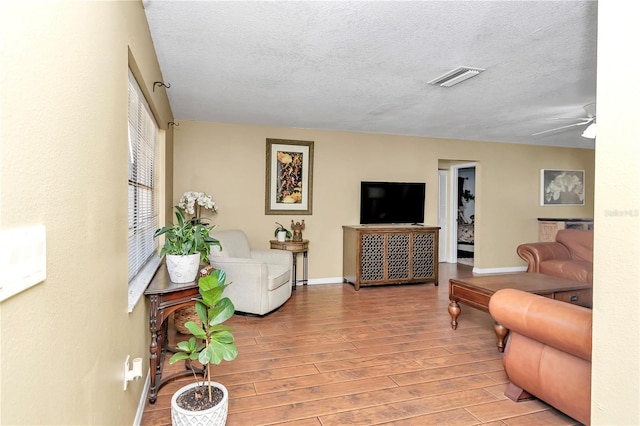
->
<box><xmin>265</xmin><ymin>139</ymin><xmax>314</xmax><ymax>215</ymax></box>
<box><xmin>540</xmin><ymin>169</ymin><xmax>585</xmax><ymax>206</ymax></box>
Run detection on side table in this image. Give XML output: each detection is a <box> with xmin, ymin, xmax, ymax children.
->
<box><xmin>143</xmin><ymin>264</ymin><xmax>204</xmax><ymax>403</ymax></box>
<box><xmin>269</xmin><ymin>239</ymin><xmax>309</xmax><ymax>289</ymax></box>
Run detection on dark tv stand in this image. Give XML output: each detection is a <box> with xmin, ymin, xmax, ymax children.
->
<box><xmin>342</xmin><ymin>225</ymin><xmax>439</xmax><ymax>290</ymax></box>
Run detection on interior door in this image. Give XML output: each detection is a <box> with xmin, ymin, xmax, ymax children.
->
<box><xmin>448</xmin><ymin>162</ymin><xmax>477</xmax><ymax>263</ymax></box>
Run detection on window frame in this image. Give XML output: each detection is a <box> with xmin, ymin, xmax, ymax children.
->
<box><xmin>127</xmin><ymin>69</ymin><xmax>161</xmax><ymax>312</ymax></box>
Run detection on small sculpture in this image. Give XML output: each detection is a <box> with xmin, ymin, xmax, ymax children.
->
<box><xmin>291</xmin><ymin>220</ymin><xmax>305</xmax><ymax>242</ymax></box>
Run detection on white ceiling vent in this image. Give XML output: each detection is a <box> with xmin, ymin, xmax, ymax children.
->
<box><xmin>428</xmin><ymin>66</ymin><xmax>485</xmax><ymax>87</ymax></box>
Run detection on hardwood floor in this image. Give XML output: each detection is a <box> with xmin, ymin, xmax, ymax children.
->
<box><xmin>140</xmin><ymin>264</ymin><xmax>579</xmax><ymax>426</ymax></box>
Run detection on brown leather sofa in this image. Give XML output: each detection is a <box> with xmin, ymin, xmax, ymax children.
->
<box><xmin>489</xmin><ymin>288</ymin><xmax>592</xmax><ymax>425</ymax></box>
<box><xmin>517</xmin><ymin>229</ymin><xmax>593</xmax><ymax>283</ymax></box>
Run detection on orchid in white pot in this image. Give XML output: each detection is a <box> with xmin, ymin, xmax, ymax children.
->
<box><xmin>154</xmin><ymin>206</ymin><xmax>221</xmax><ymax>283</ymax></box>
<box><xmin>179</xmin><ymin>191</ymin><xmax>219</xmax><ymax>224</ymax></box>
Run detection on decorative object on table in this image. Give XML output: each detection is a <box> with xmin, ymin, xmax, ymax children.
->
<box><xmin>540</xmin><ymin>169</ymin><xmax>585</xmax><ymax>206</ymax></box>
<box><xmin>178</xmin><ymin>191</ymin><xmax>219</xmax><ymax>224</ymax></box>
<box><xmin>290</xmin><ymin>219</ymin><xmax>305</xmax><ymax>242</ymax></box>
<box><xmin>265</xmin><ymin>138</ymin><xmax>314</xmax><ymax>215</ymax></box>
<box><xmin>269</xmin><ymin>238</ymin><xmax>309</xmax><ymax>289</ymax></box>
<box><xmin>154</xmin><ymin>206</ymin><xmax>221</xmax><ymax>283</ymax></box>
<box><xmin>169</xmin><ymin>270</ymin><xmax>238</xmax><ymax>426</ymax></box>
<box><xmin>274</xmin><ymin>222</ymin><xmax>292</xmax><ymax>242</ymax></box>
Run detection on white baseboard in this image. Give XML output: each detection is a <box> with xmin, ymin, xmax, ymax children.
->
<box><xmin>472</xmin><ymin>266</ymin><xmax>527</xmax><ymax>274</ymax></box>
<box><xmin>133</xmin><ymin>370</ymin><xmax>150</xmax><ymax>426</ymax></box>
<box><xmin>304</xmin><ymin>277</ymin><xmax>344</xmax><ymax>285</ymax></box>
<box><xmin>301</xmin><ymin>268</ymin><xmax>528</xmax><ymax>284</ymax></box>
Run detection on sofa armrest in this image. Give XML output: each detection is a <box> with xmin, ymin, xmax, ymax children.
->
<box><xmin>516</xmin><ymin>242</ymin><xmax>571</xmax><ymax>272</ymax></box>
<box><xmin>489</xmin><ymin>288</ymin><xmax>592</xmax><ymax>361</ymax></box>
<box><xmin>209</xmin><ymin>256</ymin><xmax>268</xmax><ymax>279</ymax></box>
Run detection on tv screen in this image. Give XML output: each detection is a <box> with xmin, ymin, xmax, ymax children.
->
<box><xmin>360</xmin><ymin>181</ymin><xmax>426</xmax><ymax>225</ymax></box>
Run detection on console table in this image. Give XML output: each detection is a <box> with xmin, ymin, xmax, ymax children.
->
<box><xmin>342</xmin><ymin>225</ymin><xmax>439</xmax><ymax>290</ymax></box>
<box><xmin>269</xmin><ymin>239</ymin><xmax>308</xmax><ymax>289</ymax></box>
<box><xmin>144</xmin><ymin>264</ymin><xmax>203</xmax><ymax>403</ymax></box>
<box><xmin>538</xmin><ymin>218</ymin><xmax>593</xmax><ymax>242</ymax></box>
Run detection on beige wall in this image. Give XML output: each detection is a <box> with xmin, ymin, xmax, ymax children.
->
<box><xmin>3</xmin><ymin>0</ymin><xmax>636</xmax><ymax>424</ymax></box>
<box><xmin>0</xmin><ymin>1</ymin><xmax>172</xmax><ymax>424</ymax></box>
<box><xmin>591</xmin><ymin>1</ymin><xmax>640</xmax><ymax>424</ymax></box>
<box><xmin>173</xmin><ymin>121</ymin><xmax>594</xmax><ymax>279</ymax></box>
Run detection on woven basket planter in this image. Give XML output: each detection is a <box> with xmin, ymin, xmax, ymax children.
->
<box><xmin>174</xmin><ymin>306</ymin><xmax>202</xmax><ymax>334</ymax></box>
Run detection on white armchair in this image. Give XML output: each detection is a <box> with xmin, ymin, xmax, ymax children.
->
<box><xmin>209</xmin><ymin>229</ymin><xmax>293</xmax><ymax>315</ymax></box>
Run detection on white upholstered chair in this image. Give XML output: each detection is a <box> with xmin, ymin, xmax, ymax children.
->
<box><xmin>209</xmin><ymin>229</ymin><xmax>293</xmax><ymax>315</ymax></box>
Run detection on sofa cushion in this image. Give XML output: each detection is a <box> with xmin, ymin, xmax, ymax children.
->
<box><xmin>267</xmin><ymin>264</ymin><xmax>290</xmax><ymax>291</ymax></box>
<box><xmin>540</xmin><ymin>259</ymin><xmax>593</xmax><ymax>283</ymax></box>
<box><xmin>556</xmin><ymin>229</ymin><xmax>593</xmax><ymax>263</ymax></box>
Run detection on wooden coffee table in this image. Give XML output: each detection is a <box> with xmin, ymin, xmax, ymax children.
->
<box><xmin>448</xmin><ymin>272</ymin><xmax>592</xmax><ymax>352</ymax></box>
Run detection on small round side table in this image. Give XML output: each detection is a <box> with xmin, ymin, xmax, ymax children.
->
<box><xmin>269</xmin><ymin>239</ymin><xmax>309</xmax><ymax>289</ymax></box>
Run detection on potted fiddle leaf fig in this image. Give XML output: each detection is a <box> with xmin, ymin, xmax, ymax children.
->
<box><xmin>154</xmin><ymin>206</ymin><xmax>221</xmax><ymax>283</ymax></box>
<box><xmin>274</xmin><ymin>222</ymin><xmax>292</xmax><ymax>242</ymax></box>
<box><xmin>170</xmin><ymin>269</ymin><xmax>238</xmax><ymax>426</ymax></box>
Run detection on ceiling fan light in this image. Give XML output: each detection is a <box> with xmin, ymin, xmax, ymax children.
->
<box><xmin>581</xmin><ymin>122</ymin><xmax>597</xmax><ymax>139</ymax></box>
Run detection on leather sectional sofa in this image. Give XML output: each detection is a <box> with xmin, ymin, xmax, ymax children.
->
<box><xmin>489</xmin><ymin>288</ymin><xmax>592</xmax><ymax>425</ymax></box>
<box><xmin>517</xmin><ymin>229</ymin><xmax>593</xmax><ymax>283</ymax></box>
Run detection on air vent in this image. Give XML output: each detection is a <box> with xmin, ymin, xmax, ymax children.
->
<box><xmin>428</xmin><ymin>66</ymin><xmax>485</xmax><ymax>87</ymax></box>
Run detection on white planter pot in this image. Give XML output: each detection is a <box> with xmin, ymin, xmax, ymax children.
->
<box><xmin>166</xmin><ymin>253</ymin><xmax>200</xmax><ymax>283</ymax></box>
<box><xmin>171</xmin><ymin>381</ymin><xmax>228</xmax><ymax>426</ymax></box>
<box><xmin>277</xmin><ymin>230</ymin><xmax>287</xmax><ymax>242</ymax></box>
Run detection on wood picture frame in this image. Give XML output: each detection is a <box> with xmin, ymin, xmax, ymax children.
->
<box><xmin>540</xmin><ymin>169</ymin><xmax>585</xmax><ymax>206</ymax></box>
<box><xmin>265</xmin><ymin>139</ymin><xmax>314</xmax><ymax>215</ymax></box>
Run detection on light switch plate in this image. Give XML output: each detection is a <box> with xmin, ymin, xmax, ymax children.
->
<box><xmin>0</xmin><ymin>225</ymin><xmax>47</xmax><ymax>302</ymax></box>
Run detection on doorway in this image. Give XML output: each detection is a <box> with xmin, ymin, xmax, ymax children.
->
<box><xmin>447</xmin><ymin>163</ymin><xmax>477</xmax><ymax>265</ymax></box>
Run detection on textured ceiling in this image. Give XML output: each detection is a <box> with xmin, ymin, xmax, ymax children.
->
<box><xmin>143</xmin><ymin>1</ymin><xmax>597</xmax><ymax>149</ymax></box>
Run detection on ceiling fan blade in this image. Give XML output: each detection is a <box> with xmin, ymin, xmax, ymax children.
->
<box><xmin>532</xmin><ymin>118</ymin><xmax>595</xmax><ymax>136</ymax></box>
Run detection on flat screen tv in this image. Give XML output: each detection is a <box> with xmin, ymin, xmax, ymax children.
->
<box><xmin>360</xmin><ymin>181</ymin><xmax>426</xmax><ymax>225</ymax></box>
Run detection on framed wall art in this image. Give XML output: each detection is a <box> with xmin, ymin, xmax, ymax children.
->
<box><xmin>540</xmin><ymin>169</ymin><xmax>585</xmax><ymax>206</ymax></box>
<box><xmin>265</xmin><ymin>139</ymin><xmax>314</xmax><ymax>215</ymax></box>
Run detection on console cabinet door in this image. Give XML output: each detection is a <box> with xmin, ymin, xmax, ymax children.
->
<box><xmin>360</xmin><ymin>233</ymin><xmax>385</xmax><ymax>282</ymax></box>
<box><xmin>412</xmin><ymin>231</ymin><xmax>437</xmax><ymax>280</ymax></box>
<box><xmin>386</xmin><ymin>233</ymin><xmax>411</xmax><ymax>280</ymax></box>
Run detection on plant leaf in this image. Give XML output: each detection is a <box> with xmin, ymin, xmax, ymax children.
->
<box><xmin>209</xmin><ymin>339</ymin><xmax>238</xmax><ymax>362</ymax></box>
<box><xmin>195</xmin><ymin>300</ymin><xmax>208</xmax><ymax>325</ymax></box>
<box><xmin>169</xmin><ymin>352</ymin><xmax>190</xmax><ymax>364</ymax></box>
<box><xmin>211</xmin><ymin>330</ymin><xmax>235</xmax><ymax>344</ymax></box>
<box><xmin>208</xmin><ymin>298</ymin><xmax>235</xmax><ymax>326</ymax></box>
<box><xmin>185</xmin><ymin>321</ymin><xmax>206</xmax><ymax>339</ymax></box>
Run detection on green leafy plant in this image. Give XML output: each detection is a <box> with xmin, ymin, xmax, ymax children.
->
<box><xmin>274</xmin><ymin>222</ymin><xmax>292</xmax><ymax>239</ymax></box>
<box><xmin>170</xmin><ymin>270</ymin><xmax>238</xmax><ymax>403</ymax></box>
<box><xmin>154</xmin><ymin>206</ymin><xmax>221</xmax><ymax>264</ymax></box>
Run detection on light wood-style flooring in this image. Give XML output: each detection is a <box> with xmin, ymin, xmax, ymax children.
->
<box><xmin>140</xmin><ymin>263</ymin><xmax>579</xmax><ymax>425</ymax></box>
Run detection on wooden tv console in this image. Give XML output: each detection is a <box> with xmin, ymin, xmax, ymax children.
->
<box><xmin>342</xmin><ymin>225</ymin><xmax>439</xmax><ymax>290</ymax></box>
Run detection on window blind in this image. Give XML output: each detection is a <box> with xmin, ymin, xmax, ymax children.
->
<box><xmin>128</xmin><ymin>70</ymin><xmax>159</xmax><ymax>282</ymax></box>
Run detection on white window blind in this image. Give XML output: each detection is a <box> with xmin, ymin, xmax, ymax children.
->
<box><xmin>128</xmin><ymin>69</ymin><xmax>159</xmax><ymax>283</ymax></box>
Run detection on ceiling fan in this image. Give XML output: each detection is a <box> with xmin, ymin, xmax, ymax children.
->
<box><xmin>532</xmin><ymin>103</ymin><xmax>596</xmax><ymax>138</ymax></box>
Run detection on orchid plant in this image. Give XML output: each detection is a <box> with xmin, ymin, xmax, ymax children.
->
<box><xmin>178</xmin><ymin>191</ymin><xmax>219</xmax><ymax>221</ymax></box>
<box><xmin>154</xmin><ymin>206</ymin><xmax>221</xmax><ymax>264</ymax></box>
